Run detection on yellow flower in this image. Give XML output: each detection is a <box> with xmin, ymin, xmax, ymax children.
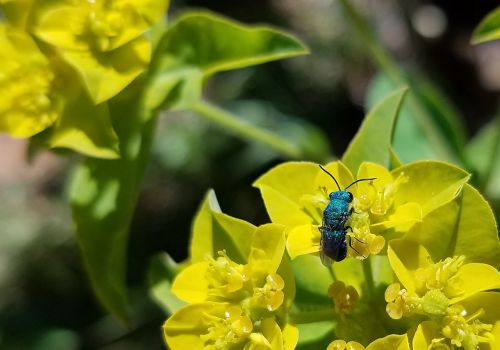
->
<box><xmin>0</xmin><ymin>25</ymin><xmax>60</xmax><ymax>137</ymax></box>
<box><xmin>387</xmin><ymin>240</ymin><xmax>500</xmax><ymax>350</ymax></box>
<box><xmin>164</xmin><ymin>223</ymin><xmax>298</xmax><ymax>350</ymax></box>
<box><xmin>254</xmin><ymin>161</ymin><xmax>428</xmax><ymax>261</ymax></box>
<box><xmin>33</xmin><ymin>0</ymin><xmax>168</xmax><ymax>103</ymax></box>
<box><xmin>327</xmin><ymin>339</ymin><xmax>365</xmax><ymax>350</ymax></box>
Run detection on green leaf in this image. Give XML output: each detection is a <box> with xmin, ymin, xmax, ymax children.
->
<box><xmin>405</xmin><ymin>184</ymin><xmax>500</xmax><ymax>267</ymax></box>
<box><xmin>292</xmin><ymin>255</ymin><xmax>332</xmax><ymax>307</ymax></box>
<box><xmin>145</xmin><ymin>10</ymin><xmax>308</xmax><ymax>110</ymax></box>
<box><xmin>148</xmin><ymin>253</ymin><xmax>185</xmax><ymax>314</ymax></box>
<box><xmin>342</xmin><ymin>87</ymin><xmax>408</xmax><ymax>173</ymax></box>
<box><xmin>366</xmin><ymin>72</ymin><xmax>466</xmax><ymax>164</ymax></box>
<box><xmin>472</xmin><ymin>7</ymin><xmax>500</xmax><ymax>44</ymax></box>
<box><xmin>296</xmin><ymin>322</ymin><xmax>335</xmax><ymax>350</ymax></box>
<box><xmin>189</xmin><ymin>189</ymin><xmax>256</xmax><ymax>264</ymax></box>
<box><xmin>338</xmin><ymin>0</ymin><xmax>462</xmax><ymax>164</ymax></box>
<box><xmin>465</xmin><ymin>117</ymin><xmax>500</xmax><ymax>192</ymax></box>
<box><xmin>70</xmin><ymin>95</ymin><xmax>156</xmax><ymax>322</ymax></box>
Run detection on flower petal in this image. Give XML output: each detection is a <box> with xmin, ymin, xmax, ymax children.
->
<box><xmin>282</xmin><ymin>323</ymin><xmax>299</xmax><ymax>350</ymax></box>
<box><xmin>253</xmin><ymin>162</ymin><xmax>319</xmax><ymax>226</ymax></box>
<box><xmin>0</xmin><ymin>26</ymin><xmax>59</xmax><ymax>137</ymax></box>
<box><xmin>357</xmin><ymin>162</ymin><xmax>393</xmax><ymax>188</ymax></box>
<box><xmin>171</xmin><ymin>262</ymin><xmax>209</xmax><ymax>303</ymax></box>
<box><xmin>189</xmin><ymin>190</ymin><xmax>256</xmax><ymax>264</ymax></box>
<box><xmin>286</xmin><ymin>225</ymin><xmax>321</xmax><ymax>259</ymax></box>
<box><xmin>391</xmin><ymin>161</ymin><xmax>470</xmax><ymax>216</ymax></box>
<box><xmin>370</xmin><ymin>202</ymin><xmax>422</xmax><ymax>232</ymax></box>
<box><xmin>411</xmin><ymin>321</ymin><xmax>440</xmax><ymax>350</ymax></box>
<box><xmin>315</xmin><ymin>161</ymin><xmax>354</xmax><ymax>193</ymax></box>
<box><xmin>366</xmin><ymin>334</ymin><xmax>410</xmax><ymax>350</ymax></box>
<box><xmin>387</xmin><ymin>239</ymin><xmax>432</xmax><ymax>293</ymax></box>
<box><xmin>61</xmin><ymin>36</ymin><xmax>151</xmax><ymax>103</ymax></box>
<box><xmin>450</xmin><ymin>263</ymin><xmax>500</xmax><ymax>304</ymax></box>
<box><xmin>248</xmin><ymin>223</ymin><xmax>286</xmax><ymax>280</ymax></box>
<box><xmin>260</xmin><ymin>318</ymin><xmax>284</xmax><ymax>350</ymax></box>
<box><xmin>163</xmin><ymin>302</ymin><xmax>227</xmax><ymax>350</ymax></box>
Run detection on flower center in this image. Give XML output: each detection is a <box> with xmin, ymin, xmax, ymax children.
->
<box><xmin>251</xmin><ymin>273</ymin><xmax>285</xmax><ymax>311</ymax></box>
<box><xmin>201</xmin><ymin>305</ymin><xmax>253</xmax><ymax>350</ymax></box>
<box><xmin>205</xmin><ymin>251</ymin><xmax>250</xmax><ymax>299</ymax></box>
<box><xmin>80</xmin><ymin>0</ymin><xmax>140</xmax><ymax>51</ymax></box>
<box><xmin>1</xmin><ymin>62</ymin><xmax>56</xmax><ymax>121</ymax></box>
<box><xmin>440</xmin><ymin>306</ymin><xmax>493</xmax><ymax>349</ymax></box>
<box><xmin>414</xmin><ymin>255</ymin><xmax>465</xmax><ymax>298</ymax></box>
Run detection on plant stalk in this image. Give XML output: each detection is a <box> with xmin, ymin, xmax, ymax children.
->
<box><xmin>290</xmin><ymin>309</ymin><xmax>337</xmax><ymax>324</ymax></box>
<box><xmin>192</xmin><ymin>100</ymin><xmax>303</xmax><ymax>159</ymax></box>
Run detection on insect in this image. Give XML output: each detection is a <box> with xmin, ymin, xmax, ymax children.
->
<box><xmin>318</xmin><ymin>165</ymin><xmax>376</xmax><ymax>263</ymax></box>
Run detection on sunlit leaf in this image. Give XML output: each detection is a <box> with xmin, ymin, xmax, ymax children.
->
<box><xmin>189</xmin><ymin>190</ymin><xmax>256</xmax><ymax>264</ymax></box>
<box><xmin>465</xmin><ymin>117</ymin><xmax>500</xmax><ymax>197</ymax></box>
<box><xmin>366</xmin><ymin>72</ymin><xmax>466</xmax><ymax>164</ymax></box>
<box><xmin>70</xmin><ymin>95</ymin><xmax>156</xmax><ymax>322</ymax></box>
<box><xmin>145</xmin><ymin>10</ymin><xmax>308</xmax><ymax>110</ymax></box>
<box><xmin>472</xmin><ymin>7</ymin><xmax>500</xmax><ymax>44</ymax></box>
<box><xmin>342</xmin><ymin>87</ymin><xmax>408</xmax><ymax>173</ymax></box>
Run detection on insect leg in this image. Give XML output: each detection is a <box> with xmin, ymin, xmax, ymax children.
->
<box><xmin>347</xmin><ymin>235</ymin><xmax>366</xmax><ymax>258</ymax></box>
<box><xmin>349</xmin><ymin>233</ymin><xmax>366</xmax><ymax>245</ymax></box>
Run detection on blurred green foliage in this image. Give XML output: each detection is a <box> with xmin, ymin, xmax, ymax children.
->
<box><xmin>1</xmin><ymin>1</ymin><xmax>500</xmax><ymax>349</ymax></box>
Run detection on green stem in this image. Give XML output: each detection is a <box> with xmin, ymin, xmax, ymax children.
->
<box><xmin>192</xmin><ymin>100</ymin><xmax>303</xmax><ymax>159</ymax></box>
<box><xmin>338</xmin><ymin>0</ymin><xmax>462</xmax><ymax>165</ymax></box>
<box><xmin>290</xmin><ymin>308</ymin><xmax>337</xmax><ymax>324</ymax></box>
<box><xmin>362</xmin><ymin>258</ymin><xmax>375</xmax><ymax>296</ymax></box>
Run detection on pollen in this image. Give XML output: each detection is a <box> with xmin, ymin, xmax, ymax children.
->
<box><xmin>200</xmin><ymin>305</ymin><xmax>253</xmax><ymax>349</ymax></box>
<box><xmin>251</xmin><ymin>273</ymin><xmax>285</xmax><ymax>311</ymax></box>
<box><xmin>384</xmin><ymin>283</ymin><xmax>420</xmax><ymax>319</ymax></box>
<box><xmin>205</xmin><ymin>251</ymin><xmax>250</xmax><ymax>298</ymax></box>
<box><xmin>355</xmin><ymin>172</ymin><xmax>408</xmax><ymax>217</ymax></box>
<box><xmin>414</xmin><ymin>255</ymin><xmax>465</xmax><ymax>298</ymax></box>
<box><xmin>439</xmin><ymin>306</ymin><xmax>493</xmax><ymax>349</ymax></box>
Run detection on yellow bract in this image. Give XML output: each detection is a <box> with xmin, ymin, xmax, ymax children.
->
<box><xmin>0</xmin><ymin>25</ymin><xmax>60</xmax><ymax>137</ymax></box>
<box><xmin>255</xmin><ymin>161</ymin><xmax>423</xmax><ymax>261</ymax></box>
<box><xmin>33</xmin><ymin>0</ymin><xmax>168</xmax><ymax>103</ymax></box>
<box><xmin>164</xmin><ymin>223</ymin><xmax>296</xmax><ymax>350</ymax></box>
<box><xmin>387</xmin><ymin>240</ymin><xmax>500</xmax><ymax>349</ymax></box>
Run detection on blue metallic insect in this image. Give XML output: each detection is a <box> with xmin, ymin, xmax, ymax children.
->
<box><xmin>318</xmin><ymin>165</ymin><xmax>376</xmax><ymax>263</ymax></box>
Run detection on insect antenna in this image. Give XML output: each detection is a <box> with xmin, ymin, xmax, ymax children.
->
<box><xmin>345</xmin><ymin>177</ymin><xmax>377</xmax><ymax>190</ymax></box>
<box><xmin>318</xmin><ymin>165</ymin><xmax>341</xmax><ymax>191</ymax></box>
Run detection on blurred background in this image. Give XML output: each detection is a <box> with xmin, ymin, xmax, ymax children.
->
<box><xmin>1</xmin><ymin>0</ymin><xmax>500</xmax><ymax>348</ymax></box>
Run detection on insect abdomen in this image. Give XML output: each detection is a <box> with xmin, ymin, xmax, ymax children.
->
<box><xmin>320</xmin><ymin>228</ymin><xmax>347</xmax><ymax>262</ymax></box>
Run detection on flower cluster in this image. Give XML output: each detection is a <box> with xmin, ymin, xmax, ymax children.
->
<box><xmin>386</xmin><ymin>240</ymin><xmax>500</xmax><ymax>350</ymax></box>
<box><xmin>0</xmin><ymin>0</ymin><xmax>168</xmax><ymax>157</ymax></box>
<box><xmin>164</xmin><ymin>223</ymin><xmax>298</xmax><ymax>349</ymax></box>
<box><xmin>163</xmin><ymin>160</ymin><xmax>500</xmax><ymax>350</ymax></box>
